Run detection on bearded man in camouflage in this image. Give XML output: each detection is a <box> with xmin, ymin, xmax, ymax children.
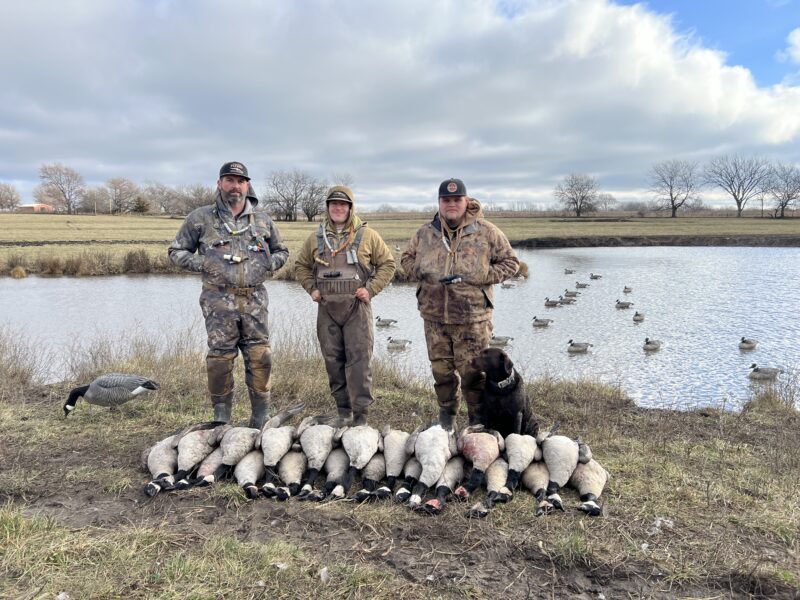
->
<box><xmin>401</xmin><ymin>178</ymin><xmax>519</xmax><ymax>431</ymax></box>
<box><xmin>294</xmin><ymin>186</ymin><xmax>396</xmax><ymax>425</ymax></box>
<box><xmin>169</xmin><ymin>161</ymin><xmax>289</xmax><ymax>428</ymax></box>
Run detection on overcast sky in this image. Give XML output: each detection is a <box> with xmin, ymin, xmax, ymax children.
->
<box><xmin>1</xmin><ymin>0</ymin><xmax>799</xmax><ymax>208</ymax></box>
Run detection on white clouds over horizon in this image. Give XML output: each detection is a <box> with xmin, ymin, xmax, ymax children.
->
<box><xmin>1</xmin><ymin>0</ymin><xmax>799</xmax><ymax>207</ymax></box>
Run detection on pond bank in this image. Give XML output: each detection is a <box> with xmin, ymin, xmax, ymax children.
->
<box><xmin>514</xmin><ymin>234</ymin><xmax>800</xmax><ymax>249</ymax></box>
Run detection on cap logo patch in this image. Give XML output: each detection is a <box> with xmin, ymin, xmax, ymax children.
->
<box><xmin>447</xmin><ymin>182</ymin><xmax>458</xmax><ymax>193</ymax></box>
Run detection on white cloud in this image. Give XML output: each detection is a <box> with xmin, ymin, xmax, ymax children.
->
<box><xmin>778</xmin><ymin>27</ymin><xmax>800</xmax><ymax>64</ymax></box>
<box><xmin>0</xmin><ymin>0</ymin><xmax>799</xmax><ymax>207</ymax></box>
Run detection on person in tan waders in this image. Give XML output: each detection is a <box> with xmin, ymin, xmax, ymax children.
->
<box><xmin>294</xmin><ymin>186</ymin><xmax>396</xmax><ymax>425</ymax></box>
<box><xmin>401</xmin><ymin>178</ymin><xmax>519</xmax><ymax>431</ymax></box>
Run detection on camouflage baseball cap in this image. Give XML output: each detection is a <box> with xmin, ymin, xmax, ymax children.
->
<box><xmin>438</xmin><ymin>178</ymin><xmax>466</xmax><ymax>197</ymax></box>
<box><xmin>219</xmin><ymin>161</ymin><xmax>250</xmax><ymax>180</ymax></box>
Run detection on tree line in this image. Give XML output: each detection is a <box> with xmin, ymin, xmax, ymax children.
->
<box><xmin>1</xmin><ymin>156</ymin><xmax>797</xmax><ymax>218</ymax></box>
<box><xmin>555</xmin><ymin>155</ymin><xmax>800</xmax><ymax>218</ymax></box>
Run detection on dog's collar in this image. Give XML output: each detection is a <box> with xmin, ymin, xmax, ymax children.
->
<box><xmin>487</xmin><ymin>370</ymin><xmax>518</xmax><ymax>393</ymax></box>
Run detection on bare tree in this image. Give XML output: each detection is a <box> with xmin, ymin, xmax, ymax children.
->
<box><xmin>105</xmin><ymin>177</ymin><xmax>140</xmax><ymax>214</ymax></box>
<box><xmin>554</xmin><ymin>173</ymin><xmax>598</xmax><ymax>217</ymax></box>
<box><xmin>142</xmin><ymin>182</ymin><xmax>183</xmax><ymax>214</ymax></box>
<box><xmin>329</xmin><ymin>172</ymin><xmax>355</xmax><ymax>189</ymax></box>
<box><xmin>595</xmin><ymin>192</ymin><xmax>618</xmax><ymax>212</ymax></box>
<box><xmin>765</xmin><ymin>162</ymin><xmax>800</xmax><ymax>218</ymax></box>
<box><xmin>178</xmin><ymin>183</ymin><xmax>215</xmax><ymax>214</ymax></box>
<box><xmin>265</xmin><ymin>170</ymin><xmax>326</xmax><ymax>222</ymax></box>
<box><xmin>703</xmin><ymin>155</ymin><xmax>771</xmax><ymax>218</ymax></box>
<box><xmin>78</xmin><ymin>186</ymin><xmax>110</xmax><ymax>214</ymax></box>
<box><xmin>37</xmin><ymin>163</ymin><xmax>85</xmax><ymax>214</ymax></box>
<box><xmin>648</xmin><ymin>159</ymin><xmax>700</xmax><ymax>218</ymax></box>
<box><xmin>0</xmin><ymin>182</ymin><xmax>21</xmax><ymax>211</ymax></box>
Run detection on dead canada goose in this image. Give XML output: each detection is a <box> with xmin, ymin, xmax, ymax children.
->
<box><xmin>567</xmin><ymin>339</ymin><xmax>593</xmax><ymax>353</ymax></box>
<box><xmin>375</xmin><ymin>316</ymin><xmax>398</xmax><ymax>327</ymax></box>
<box><xmin>632</xmin><ymin>311</ymin><xmax>645</xmax><ymax>322</ymax></box>
<box><xmin>643</xmin><ymin>337</ymin><xmax>662</xmax><ymax>352</ymax></box>
<box><xmin>748</xmin><ymin>363</ymin><xmax>783</xmax><ymax>381</ymax></box>
<box><xmin>467</xmin><ymin>457</ymin><xmax>511</xmax><ymax>519</ymax></box>
<box><xmin>64</xmin><ymin>373</ymin><xmax>159</xmax><ymax>417</ymax></box>
<box><xmin>738</xmin><ymin>337</ymin><xmax>758</xmax><ymax>350</ymax></box>
<box><xmin>615</xmin><ymin>299</ymin><xmax>634</xmax><ymax>309</ymax></box>
<box><xmin>454</xmin><ymin>425</ymin><xmax>504</xmax><ymax>501</ymax></box>
<box><xmin>531</xmin><ymin>316</ymin><xmax>553</xmax><ymax>328</ymax></box>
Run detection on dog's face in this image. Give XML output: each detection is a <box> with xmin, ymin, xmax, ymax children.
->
<box><xmin>470</xmin><ymin>347</ymin><xmax>514</xmax><ymax>381</ymax></box>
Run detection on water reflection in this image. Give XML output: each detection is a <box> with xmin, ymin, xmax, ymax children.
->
<box><xmin>1</xmin><ymin>246</ymin><xmax>797</xmax><ymax>410</ymax></box>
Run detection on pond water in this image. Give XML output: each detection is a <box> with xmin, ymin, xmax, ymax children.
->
<box><xmin>1</xmin><ymin>246</ymin><xmax>797</xmax><ymax>410</ymax></box>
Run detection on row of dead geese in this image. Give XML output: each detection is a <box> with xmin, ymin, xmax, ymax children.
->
<box><xmin>141</xmin><ymin>409</ymin><xmax>609</xmax><ymax>518</ymax></box>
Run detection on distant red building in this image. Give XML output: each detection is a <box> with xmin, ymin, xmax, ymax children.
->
<box><xmin>16</xmin><ymin>203</ymin><xmax>55</xmax><ymax>214</ymax></box>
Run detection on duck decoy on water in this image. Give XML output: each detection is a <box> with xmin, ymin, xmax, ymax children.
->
<box><xmin>564</xmin><ymin>268</ymin><xmax>575</xmax><ymax>274</ymax></box>
<box><xmin>489</xmin><ymin>334</ymin><xmax>514</xmax><ymax>347</ymax></box>
<box><xmin>623</xmin><ymin>286</ymin><xmax>633</xmax><ymax>293</ymax></box>
<box><xmin>558</xmin><ymin>295</ymin><xmax>576</xmax><ymax>305</ymax></box>
<box><xmin>544</xmin><ymin>297</ymin><xmax>560</xmax><ymax>307</ymax></box>
<box><xmin>567</xmin><ymin>340</ymin><xmax>593</xmax><ymax>353</ymax></box>
<box><xmin>500</xmin><ymin>281</ymin><xmax>517</xmax><ymax>289</ymax></box>
<box><xmin>615</xmin><ymin>299</ymin><xmax>634</xmax><ymax>309</ymax></box>
<box><xmin>643</xmin><ymin>338</ymin><xmax>662</xmax><ymax>352</ymax></box>
<box><xmin>738</xmin><ymin>337</ymin><xmax>758</xmax><ymax>350</ymax></box>
<box><xmin>64</xmin><ymin>373</ymin><xmax>160</xmax><ymax>417</ymax></box>
<box><xmin>563</xmin><ymin>289</ymin><xmax>580</xmax><ymax>298</ymax></box>
<box><xmin>387</xmin><ymin>337</ymin><xmax>412</xmax><ymax>351</ymax></box>
<box><xmin>748</xmin><ymin>363</ymin><xmax>783</xmax><ymax>381</ymax></box>
<box><xmin>589</xmin><ymin>273</ymin><xmax>602</xmax><ymax>279</ymax></box>
<box><xmin>632</xmin><ymin>311</ymin><xmax>645</xmax><ymax>322</ymax></box>
<box><xmin>375</xmin><ymin>316</ymin><xmax>398</xmax><ymax>327</ymax></box>
<box><xmin>531</xmin><ymin>316</ymin><xmax>553</xmax><ymax>328</ymax></box>
<box><xmin>575</xmin><ymin>281</ymin><xmax>589</xmax><ymax>288</ymax></box>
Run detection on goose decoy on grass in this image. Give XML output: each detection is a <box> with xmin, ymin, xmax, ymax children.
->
<box><xmin>748</xmin><ymin>363</ymin><xmax>783</xmax><ymax>381</ymax></box>
<box><xmin>589</xmin><ymin>273</ymin><xmax>602</xmax><ymax>279</ymax></box>
<box><xmin>64</xmin><ymin>373</ymin><xmax>160</xmax><ymax>417</ymax></box>
<box><xmin>531</xmin><ymin>316</ymin><xmax>553</xmax><ymax>328</ymax></box>
<box><xmin>615</xmin><ymin>299</ymin><xmax>634</xmax><ymax>309</ymax></box>
<box><xmin>489</xmin><ymin>334</ymin><xmax>514</xmax><ymax>347</ymax></box>
<box><xmin>632</xmin><ymin>311</ymin><xmax>645</xmax><ymax>323</ymax></box>
<box><xmin>375</xmin><ymin>316</ymin><xmax>398</xmax><ymax>327</ymax></box>
<box><xmin>738</xmin><ymin>337</ymin><xmax>758</xmax><ymax>350</ymax></box>
<box><xmin>623</xmin><ymin>286</ymin><xmax>633</xmax><ymax>293</ymax></box>
<box><xmin>575</xmin><ymin>281</ymin><xmax>589</xmax><ymax>288</ymax></box>
<box><xmin>643</xmin><ymin>337</ymin><xmax>662</xmax><ymax>352</ymax></box>
<box><xmin>567</xmin><ymin>340</ymin><xmax>593</xmax><ymax>353</ymax></box>
<box><xmin>387</xmin><ymin>337</ymin><xmax>412</xmax><ymax>351</ymax></box>
<box><xmin>544</xmin><ymin>297</ymin><xmax>560</xmax><ymax>307</ymax></box>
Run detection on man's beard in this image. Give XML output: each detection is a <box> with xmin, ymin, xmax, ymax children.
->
<box><xmin>221</xmin><ymin>189</ymin><xmax>245</xmax><ymax>207</ymax></box>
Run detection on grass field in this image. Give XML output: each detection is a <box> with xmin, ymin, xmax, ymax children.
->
<box><xmin>0</xmin><ymin>328</ymin><xmax>798</xmax><ymax>598</ymax></box>
<box><xmin>2</xmin><ymin>212</ymin><xmax>800</xmax><ymax>277</ymax></box>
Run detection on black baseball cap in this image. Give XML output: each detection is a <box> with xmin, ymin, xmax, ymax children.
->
<box><xmin>219</xmin><ymin>161</ymin><xmax>250</xmax><ymax>180</ymax></box>
<box><xmin>438</xmin><ymin>178</ymin><xmax>467</xmax><ymax>197</ymax></box>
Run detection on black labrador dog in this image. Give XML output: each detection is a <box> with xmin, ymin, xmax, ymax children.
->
<box><xmin>469</xmin><ymin>347</ymin><xmax>538</xmax><ymax>438</ymax></box>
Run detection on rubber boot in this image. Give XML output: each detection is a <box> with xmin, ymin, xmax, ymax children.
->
<box><xmin>212</xmin><ymin>393</ymin><xmax>233</xmax><ymax>423</ymax></box>
<box><xmin>352</xmin><ymin>409</ymin><xmax>367</xmax><ymax>427</ymax></box>
<box><xmin>438</xmin><ymin>408</ymin><xmax>456</xmax><ymax>431</ymax></box>
<box><xmin>248</xmin><ymin>390</ymin><xmax>270</xmax><ymax>429</ymax></box>
<box><xmin>337</xmin><ymin>405</ymin><xmax>353</xmax><ymax>422</ymax></box>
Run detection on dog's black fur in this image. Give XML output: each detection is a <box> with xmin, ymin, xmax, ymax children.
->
<box><xmin>470</xmin><ymin>347</ymin><xmax>538</xmax><ymax>438</ymax></box>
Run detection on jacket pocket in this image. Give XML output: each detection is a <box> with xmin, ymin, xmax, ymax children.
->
<box><xmin>481</xmin><ymin>287</ymin><xmax>494</xmax><ymax>309</ymax></box>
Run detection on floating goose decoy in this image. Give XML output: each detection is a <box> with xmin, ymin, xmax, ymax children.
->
<box><xmin>632</xmin><ymin>311</ymin><xmax>645</xmax><ymax>323</ymax></box>
<box><xmin>563</xmin><ymin>289</ymin><xmax>580</xmax><ymax>298</ymax></box>
<box><xmin>64</xmin><ymin>373</ymin><xmax>160</xmax><ymax>417</ymax></box>
<box><xmin>575</xmin><ymin>281</ymin><xmax>589</xmax><ymax>288</ymax></box>
<box><xmin>564</xmin><ymin>268</ymin><xmax>575</xmax><ymax>274</ymax></box>
<box><xmin>387</xmin><ymin>337</ymin><xmax>412</xmax><ymax>351</ymax></box>
<box><xmin>615</xmin><ymin>299</ymin><xmax>634</xmax><ymax>309</ymax></box>
<box><xmin>643</xmin><ymin>337</ymin><xmax>662</xmax><ymax>352</ymax></box>
<box><xmin>558</xmin><ymin>295</ymin><xmax>576</xmax><ymax>305</ymax></box>
<box><xmin>623</xmin><ymin>286</ymin><xmax>633</xmax><ymax>293</ymax></box>
<box><xmin>738</xmin><ymin>337</ymin><xmax>758</xmax><ymax>350</ymax></box>
<box><xmin>489</xmin><ymin>334</ymin><xmax>514</xmax><ymax>347</ymax></box>
<box><xmin>589</xmin><ymin>273</ymin><xmax>602</xmax><ymax>279</ymax></box>
<box><xmin>375</xmin><ymin>316</ymin><xmax>398</xmax><ymax>327</ymax></box>
<box><xmin>567</xmin><ymin>339</ymin><xmax>593</xmax><ymax>353</ymax></box>
<box><xmin>531</xmin><ymin>316</ymin><xmax>553</xmax><ymax>328</ymax></box>
<box><xmin>544</xmin><ymin>297</ymin><xmax>560</xmax><ymax>307</ymax></box>
<box><xmin>748</xmin><ymin>363</ymin><xmax>783</xmax><ymax>381</ymax></box>
<box><xmin>500</xmin><ymin>281</ymin><xmax>516</xmax><ymax>289</ymax></box>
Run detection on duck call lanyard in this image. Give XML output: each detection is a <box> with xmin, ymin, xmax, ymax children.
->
<box><xmin>440</xmin><ymin>221</ymin><xmax>463</xmax><ymax>274</ymax></box>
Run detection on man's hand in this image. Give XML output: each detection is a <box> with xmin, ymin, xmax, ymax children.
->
<box><xmin>355</xmin><ymin>288</ymin><xmax>371</xmax><ymax>304</ymax></box>
<box><xmin>311</xmin><ymin>289</ymin><xmax>322</xmax><ymax>303</ymax></box>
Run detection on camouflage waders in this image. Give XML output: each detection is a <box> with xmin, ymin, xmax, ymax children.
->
<box><xmin>423</xmin><ymin>319</ymin><xmax>492</xmax><ymax>424</ymax></box>
<box><xmin>314</xmin><ymin>227</ymin><xmax>374</xmax><ymax>424</ymax></box>
<box><xmin>201</xmin><ymin>284</ymin><xmax>272</xmax><ymax>428</ymax></box>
